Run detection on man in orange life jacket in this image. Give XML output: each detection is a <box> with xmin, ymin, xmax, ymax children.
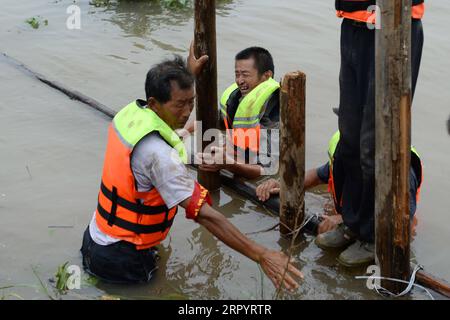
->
<box><xmin>194</xmin><ymin>47</ymin><xmax>280</xmax><ymax>180</ymax></box>
<box><xmin>324</xmin><ymin>0</ymin><xmax>425</xmax><ymax>265</ymax></box>
<box><xmin>80</xmin><ymin>48</ymin><xmax>302</xmax><ymax>289</ymax></box>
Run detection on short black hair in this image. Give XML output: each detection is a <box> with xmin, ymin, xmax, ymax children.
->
<box><xmin>145</xmin><ymin>55</ymin><xmax>194</xmax><ymax>103</ymax></box>
<box><xmin>235</xmin><ymin>47</ymin><xmax>275</xmax><ymax>76</ymax></box>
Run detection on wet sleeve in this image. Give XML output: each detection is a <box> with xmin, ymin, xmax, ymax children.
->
<box><xmin>316</xmin><ymin>162</ymin><xmax>330</xmax><ymax>184</ymax></box>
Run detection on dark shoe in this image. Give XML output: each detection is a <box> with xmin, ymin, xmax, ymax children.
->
<box><xmin>315</xmin><ymin>224</ymin><xmax>356</xmax><ymax>250</ymax></box>
<box><xmin>337</xmin><ymin>240</ymin><xmax>375</xmax><ymax>267</ymax></box>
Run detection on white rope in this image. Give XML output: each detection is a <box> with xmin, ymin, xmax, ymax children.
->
<box><xmin>355</xmin><ymin>264</ymin><xmax>434</xmax><ymax>300</ymax></box>
<box><xmin>284</xmin><ymin>213</ymin><xmax>320</xmax><ymax>237</ymax></box>
<box><xmin>246</xmin><ymin>213</ymin><xmax>319</xmax><ymax>236</ymax></box>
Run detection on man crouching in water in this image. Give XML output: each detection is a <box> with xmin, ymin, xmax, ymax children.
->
<box><xmin>256</xmin><ymin>131</ymin><xmax>423</xmax><ymax>267</ymax></box>
<box><xmin>80</xmin><ymin>50</ymin><xmax>302</xmax><ymax>291</ymax></box>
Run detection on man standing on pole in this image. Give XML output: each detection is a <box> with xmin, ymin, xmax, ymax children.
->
<box><xmin>315</xmin><ymin>0</ymin><xmax>425</xmax><ymax>266</ymax></box>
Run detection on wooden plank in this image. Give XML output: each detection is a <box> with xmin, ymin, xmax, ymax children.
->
<box><xmin>416</xmin><ymin>269</ymin><xmax>450</xmax><ymax>298</ymax></box>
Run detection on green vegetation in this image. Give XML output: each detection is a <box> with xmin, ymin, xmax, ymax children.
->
<box><xmin>31</xmin><ymin>265</ymin><xmax>55</xmax><ymax>300</ymax></box>
<box><xmin>82</xmin><ymin>274</ymin><xmax>99</xmax><ymax>287</ymax></box>
<box><xmin>161</xmin><ymin>0</ymin><xmax>190</xmax><ymax>8</ymax></box>
<box><xmin>0</xmin><ymin>293</ymin><xmax>24</xmax><ymax>300</ymax></box>
<box><xmin>54</xmin><ymin>262</ymin><xmax>71</xmax><ymax>293</ymax></box>
<box><xmin>53</xmin><ymin>262</ymin><xmax>98</xmax><ymax>293</ymax></box>
<box><xmin>25</xmin><ymin>16</ymin><xmax>48</xmax><ymax>29</ymax></box>
<box><xmin>89</xmin><ymin>0</ymin><xmax>192</xmax><ymax>9</ymax></box>
<box><xmin>90</xmin><ymin>0</ymin><xmax>112</xmax><ymax>7</ymax></box>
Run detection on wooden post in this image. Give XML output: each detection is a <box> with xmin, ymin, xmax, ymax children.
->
<box><xmin>279</xmin><ymin>72</ymin><xmax>306</xmax><ymax>237</ymax></box>
<box><xmin>194</xmin><ymin>0</ymin><xmax>221</xmax><ymax>191</ymax></box>
<box><xmin>375</xmin><ymin>0</ymin><xmax>412</xmax><ymax>293</ymax></box>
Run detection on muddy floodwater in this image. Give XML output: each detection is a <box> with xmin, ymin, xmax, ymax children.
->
<box><xmin>1</xmin><ymin>0</ymin><xmax>449</xmax><ymax>300</ymax></box>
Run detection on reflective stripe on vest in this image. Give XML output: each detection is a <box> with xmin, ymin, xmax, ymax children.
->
<box><xmin>220</xmin><ymin>78</ymin><xmax>280</xmax><ymax>152</ymax></box>
<box><xmin>327</xmin><ymin>131</ymin><xmax>424</xmax><ymax>208</ymax></box>
<box><xmin>327</xmin><ymin>131</ymin><xmax>341</xmax><ymax>211</ymax></box>
<box><xmin>95</xmin><ymin>100</ymin><xmax>187</xmax><ymax>250</ymax></box>
<box><xmin>336</xmin><ymin>0</ymin><xmax>425</xmax><ymax>23</ymax></box>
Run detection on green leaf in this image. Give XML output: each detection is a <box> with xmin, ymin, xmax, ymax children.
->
<box><xmin>26</xmin><ymin>17</ymin><xmax>40</xmax><ymax>29</ymax></box>
<box><xmin>25</xmin><ymin>16</ymin><xmax>49</xmax><ymax>29</ymax></box>
<box><xmin>82</xmin><ymin>274</ymin><xmax>99</xmax><ymax>287</ymax></box>
<box><xmin>161</xmin><ymin>0</ymin><xmax>191</xmax><ymax>9</ymax></box>
<box><xmin>54</xmin><ymin>262</ymin><xmax>70</xmax><ymax>293</ymax></box>
<box><xmin>89</xmin><ymin>0</ymin><xmax>111</xmax><ymax>7</ymax></box>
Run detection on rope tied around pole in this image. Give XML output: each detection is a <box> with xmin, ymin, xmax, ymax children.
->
<box><xmin>355</xmin><ymin>264</ymin><xmax>435</xmax><ymax>300</ymax></box>
<box><xmin>283</xmin><ymin>213</ymin><xmax>320</xmax><ymax>238</ymax></box>
<box><xmin>246</xmin><ymin>213</ymin><xmax>321</xmax><ymax>236</ymax></box>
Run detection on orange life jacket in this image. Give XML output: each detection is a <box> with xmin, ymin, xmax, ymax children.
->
<box><xmin>336</xmin><ymin>0</ymin><xmax>425</xmax><ymax>23</ymax></box>
<box><xmin>220</xmin><ymin>79</ymin><xmax>280</xmax><ymax>154</ymax></box>
<box><xmin>95</xmin><ymin>101</ymin><xmax>187</xmax><ymax>250</ymax></box>
<box><xmin>223</xmin><ymin>120</ymin><xmax>261</xmax><ymax>154</ymax></box>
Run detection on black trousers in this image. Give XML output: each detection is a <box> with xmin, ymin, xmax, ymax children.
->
<box><xmin>336</xmin><ymin>18</ymin><xmax>424</xmax><ymax>242</ymax></box>
<box><xmin>80</xmin><ymin>227</ymin><xmax>159</xmax><ymax>283</ymax></box>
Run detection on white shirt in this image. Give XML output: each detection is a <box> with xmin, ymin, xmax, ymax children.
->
<box><xmin>89</xmin><ymin>132</ymin><xmax>195</xmax><ymax>245</ymax></box>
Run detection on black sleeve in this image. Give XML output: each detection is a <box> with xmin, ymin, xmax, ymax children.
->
<box><xmin>316</xmin><ymin>162</ymin><xmax>331</xmax><ymax>184</ymax></box>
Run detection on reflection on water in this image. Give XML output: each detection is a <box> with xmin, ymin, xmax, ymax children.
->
<box><xmin>99</xmin><ymin>0</ymin><xmax>238</xmax><ymax>39</ymax></box>
<box><xmin>168</xmin><ymin>225</ymin><xmax>225</xmax><ymax>299</ymax></box>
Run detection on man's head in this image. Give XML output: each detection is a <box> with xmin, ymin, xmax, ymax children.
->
<box><xmin>234</xmin><ymin>47</ymin><xmax>274</xmax><ymax>97</ymax></box>
<box><xmin>145</xmin><ymin>55</ymin><xmax>195</xmax><ymax>130</ymax></box>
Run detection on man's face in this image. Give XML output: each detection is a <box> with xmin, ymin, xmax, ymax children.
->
<box><xmin>151</xmin><ymin>81</ymin><xmax>195</xmax><ymax>130</ymax></box>
<box><xmin>235</xmin><ymin>58</ymin><xmax>265</xmax><ymax>97</ymax></box>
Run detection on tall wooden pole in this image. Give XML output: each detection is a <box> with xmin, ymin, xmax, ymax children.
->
<box><xmin>375</xmin><ymin>0</ymin><xmax>412</xmax><ymax>293</ymax></box>
<box><xmin>194</xmin><ymin>0</ymin><xmax>221</xmax><ymax>191</ymax></box>
<box><xmin>279</xmin><ymin>72</ymin><xmax>306</xmax><ymax>237</ymax></box>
